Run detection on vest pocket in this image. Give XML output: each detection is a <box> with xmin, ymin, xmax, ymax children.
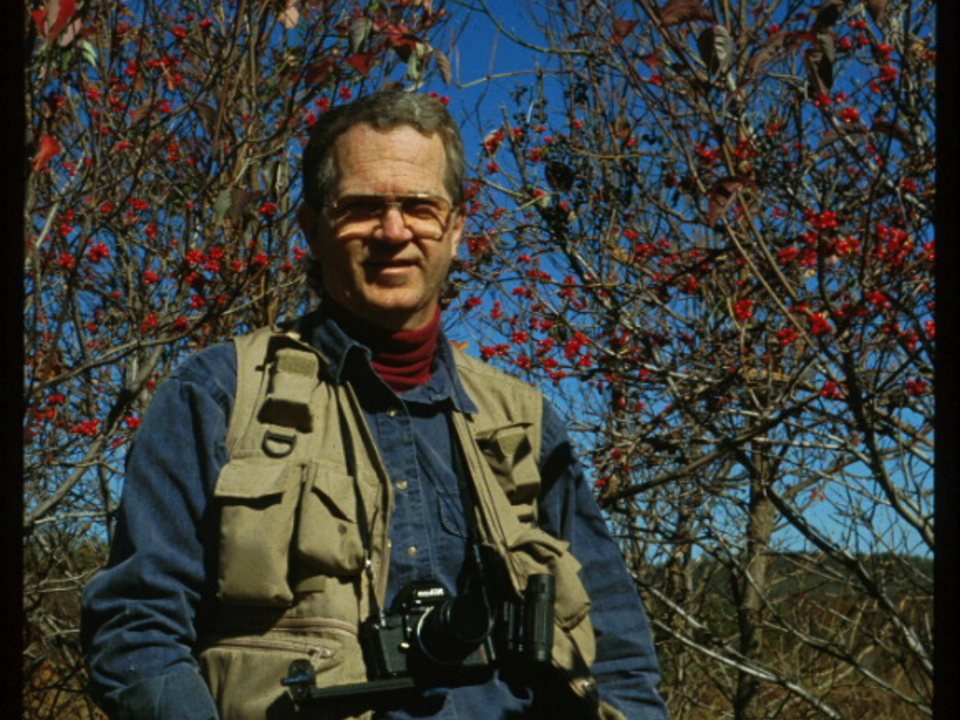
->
<box><xmin>505</xmin><ymin>525</ymin><xmax>598</xmax><ymax>671</ymax></box>
<box><xmin>215</xmin><ymin>456</ymin><xmax>304</xmax><ymax>606</ymax></box>
<box><xmin>506</xmin><ymin>526</ymin><xmax>592</xmax><ymax>631</ymax></box>
<box><xmin>296</xmin><ymin>463</ymin><xmax>373</xmax><ymax>576</ymax></box>
<box><xmin>199</xmin><ymin>628</ymin><xmax>362</xmax><ymax>720</ymax></box>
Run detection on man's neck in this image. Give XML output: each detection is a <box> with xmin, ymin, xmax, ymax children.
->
<box><xmin>324</xmin><ymin>299</ymin><xmax>442</xmax><ymax>392</ymax></box>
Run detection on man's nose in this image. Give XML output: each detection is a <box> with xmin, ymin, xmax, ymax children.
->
<box><xmin>375</xmin><ymin>206</ymin><xmax>413</xmax><ymax>241</ymax></box>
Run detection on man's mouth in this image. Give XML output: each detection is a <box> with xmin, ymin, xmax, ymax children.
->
<box><xmin>366</xmin><ymin>258</ymin><xmax>417</xmax><ymax>270</ymax></box>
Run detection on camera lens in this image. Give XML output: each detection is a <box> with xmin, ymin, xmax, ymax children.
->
<box><xmin>416</xmin><ymin>594</ymin><xmax>493</xmax><ymax>665</ymax></box>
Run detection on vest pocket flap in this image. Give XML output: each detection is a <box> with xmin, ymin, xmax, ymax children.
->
<box><xmin>475</xmin><ymin>422</ymin><xmax>533</xmax><ymax>462</ymax></box>
<box><xmin>215</xmin><ymin>458</ymin><xmax>296</xmax><ymax>500</ymax></box>
<box><xmin>303</xmin><ymin>464</ymin><xmax>369</xmax><ymax>521</ymax></box>
<box><xmin>475</xmin><ymin>422</ymin><xmax>540</xmax><ymax>508</ymax></box>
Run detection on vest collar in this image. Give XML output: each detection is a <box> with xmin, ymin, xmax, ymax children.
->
<box><xmin>297</xmin><ymin>303</ymin><xmax>479</xmax><ymax>414</ymax></box>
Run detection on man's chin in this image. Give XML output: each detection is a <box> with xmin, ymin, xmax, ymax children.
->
<box><xmin>345</xmin><ymin>292</ymin><xmax>435</xmax><ymax>330</ymax></box>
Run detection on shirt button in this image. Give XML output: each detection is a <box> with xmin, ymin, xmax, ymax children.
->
<box><xmin>396</xmin><ymin>479</ymin><xmax>409</xmax><ymax>491</ymax></box>
<box><xmin>406</xmin><ymin>545</ymin><xmax>419</xmax><ymax>557</ymax></box>
<box><xmin>386</xmin><ymin>406</ymin><xmax>401</xmax><ymax>418</ymax></box>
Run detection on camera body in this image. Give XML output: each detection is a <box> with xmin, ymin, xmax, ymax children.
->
<box><xmin>360</xmin><ymin>580</ymin><xmax>496</xmax><ymax>680</ymax></box>
<box><xmin>360</xmin><ymin>573</ymin><xmax>555</xmax><ymax>682</ymax></box>
<box><xmin>285</xmin><ymin>574</ymin><xmax>556</xmax><ymax>703</ymax></box>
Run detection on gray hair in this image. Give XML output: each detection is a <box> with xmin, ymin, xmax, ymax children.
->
<box><xmin>301</xmin><ymin>91</ymin><xmax>466</xmax><ymax>212</ymax></box>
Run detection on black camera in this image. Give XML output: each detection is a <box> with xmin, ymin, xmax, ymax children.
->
<box><xmin>284</xmin><ymin>574</ymin><xmax>556</xmax><ymax>704</ymax></box>
<box><xmin>361</xmin><ymin>580</ymin><xmax>496</xmax><ymax>680</ymax></box>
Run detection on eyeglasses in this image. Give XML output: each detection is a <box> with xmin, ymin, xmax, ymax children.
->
<box><xmin>324</xmin><ymin>193</ymin><xmax>455</xmax><ymax>240</ymax></box>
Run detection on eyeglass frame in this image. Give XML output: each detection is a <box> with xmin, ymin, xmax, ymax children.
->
<box><xmin>322</xmin><ymin>192</ymin><xmax>458</xmax><ymax>239</ymax></box>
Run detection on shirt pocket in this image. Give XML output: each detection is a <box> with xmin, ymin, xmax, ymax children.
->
<box><xmin>435</xmin><ymin>484</ymin><xmax>469</xmax><ymax>539</ymax></box>
<box><xmin>214</xmin><ymin>456</ymin><xmax>304</xmax><ymax>607</ymax></box>
<box><xmin>295</xmin><ymin>463</ymin><xmax>377</xmax><ymax>576</ymax></box>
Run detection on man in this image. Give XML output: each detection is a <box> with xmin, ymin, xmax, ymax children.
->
<box><xmin>81</xmin><ymin>91</ymin><xmax>668</xmax><ymax>720</ymax></box>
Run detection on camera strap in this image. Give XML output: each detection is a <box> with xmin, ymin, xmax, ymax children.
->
<box><xmin>447</xmin><ymin>413</ymin><xmax>497</xmax><ymax>619</ymax></box>
<box><xmin>337</xmin><ymin>380</ymin><xmax>394</xmax><ymax>624</ymax></box>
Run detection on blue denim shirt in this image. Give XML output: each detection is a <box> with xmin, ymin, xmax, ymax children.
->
<box><xmin>81</xmin><ymin>307</ymin><xmax>668</xmax><ymax>720</ymax></box>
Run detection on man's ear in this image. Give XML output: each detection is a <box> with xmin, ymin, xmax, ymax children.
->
<box><xmin>448</xmin><ymin>209</ymin><xmax>466</xmax><ymax>255</ymax></box>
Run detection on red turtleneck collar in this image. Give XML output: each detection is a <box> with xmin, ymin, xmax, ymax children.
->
<box><xmin>325</xmin><ymin>300</ymin><xmax>442</xmax><ymax>393</ymax></box>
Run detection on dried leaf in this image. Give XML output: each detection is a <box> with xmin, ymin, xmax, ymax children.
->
<box><xmin>232</xmin><ymin>190</ymin><xmax>263</xmax><ymax>225</ymax></box>
<box><xmin>819</xmin><ymin>32</ymin><xmax>836</xmax><ymax>64</ymax></box>
<box><xmin>707</xmin><ymin>176</ymin><xmax>751</xmax><ymax>228</ymax></box>
<box><xmin>305</xmin><ymin>59</ymin><xmax>334</xmax><ymax>87</ymax></box>
<box><xmin>193</xmin><ymin>103</ymin><xmax>217</xmax><ymax>136</ymax></box>
<box><xmin>803</xmin><ymin>46</ymin><xmax>833</xmax><ymax>95</ymax></box>
<box><xmin>747</xmin><ymin>30</ymin><xmax>802</xmax><ymax>76</ymax></box>
<box><xmin>660</xmin><ymin>0</ymin><xmax>715</xmax><ymax>27</ymax></box>
<box><xmin>213</xmin><ymin>189</ymin><xmax>233</xmax><ymax>225</ymax></box>
<box><xmin>406</xmin><ymin>51</ymin><xmax>421</xmax><ymax>82</ymax></box>
<box><xmin>612</xmin><ymin>17</ymin><xmax>640</xmax><ymax>45</ymax></box>
<box><xmin>817</xmin><ymin>125</ymin><xmax>867</xmax><ymax>157</ymax></box>
<box><xmin>279</xmin><ymin>0</ymin><xmax>300</xmax><ymax>30</ymax></box>
<box><xmin>697</xmin><ymin>25</ymin><xmax>734</xmax><ymax>75</ymax></box>
<box><xmin>57</xmin><ymin>16</ymin><xmax>82</xmax><ymax>47</ymax></box>
<box><xmin>811</xmin><ymin>0</ymin><xmax>844</xmax><ymax>33</ymax></box>
<box><xmin>433</xmin><ymin>47</ymin><xmax>453</xmax><ymax>85</ymax></box>
<box><xmin>32</xmin><ymin>133</ymin><xmax>62</xmax><ymax>173</ymax></box>
<box><xmin>349</xmin><ymin>17</ymin><xmax>372</xmax><ymax>53</ymax></box>
<box><xmin>131</xmin><ymin>99</ymin><xmax>161</xmax><ymax>125</ymax></box>
<box><xmin>450</xmin><ymin>340</ymin><xmax>470</xmax><ymax>351</ymax></box>
<box><xmin>545</xmin><ymin>161</ymin><xmax>576</xmax><ymax>193</ymax></box>
<box><xmin>614</xmin><ymin>115</ymin><xmax>633</xmax><ymax>138</ymax></box>
<box><xmin>871</xmin><ymin>121</ymin><xmax>915</xmax><ymax>150</ymax></box>
<box><xmin>78</xmin><ymin>37</ymin><xmax>97</xmax><ymax>65</ymax></box>
<box><xmin>865</xmin><ymin>0</ymin><xmax>890</xmax><ymax>25</ymax></box>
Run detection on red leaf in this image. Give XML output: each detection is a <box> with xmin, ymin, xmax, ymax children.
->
<box><xmin>660</xmin><ymin>0</ymin><xmax>715</xmax><ymax>27</ymax></box>
<box><xmin>32</xmin><ymin>133</ymin><xmax>62</xmax><ymax>173</ymax></box>
<box><xmin>388</xmin><ymin>33</ymin><xmax>421</xmax><ymax>62</ymax></box>
<box><xmin>32</xmin><ymin>9</ymin><xmax>48</xmax><ymax>36</ymax></box>
<box><xmin>36</xmin><ymin>0</ymin><xmax>78</xmax><ymax>44</ymax></box>
<box><xmin>345</xmin><ymin>52</ymin><xmax>376</xmax><ymax>77</ymax></box>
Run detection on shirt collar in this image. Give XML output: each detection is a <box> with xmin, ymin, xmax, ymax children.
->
<box><xmin>298</xmin><ymin>303</ymin><xmax>479</xmax><ymax>414</ymax></box>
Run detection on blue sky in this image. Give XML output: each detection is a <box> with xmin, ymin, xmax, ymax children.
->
<box><xmin>432</xmin><ymin>1</ymin><xmax>556</xmax><ymax>148</ymax></box>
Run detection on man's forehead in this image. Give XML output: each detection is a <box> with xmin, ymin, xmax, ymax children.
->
<box><xmin>331</xmin><ymin>124</ymin><xmax>448</xmax><ymax>189</ymax></box>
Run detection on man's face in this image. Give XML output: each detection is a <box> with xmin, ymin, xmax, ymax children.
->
<box><xmin>302</xmin><ymin>123</ymin><xmax>463</xmax><ymax>332</ymax></box>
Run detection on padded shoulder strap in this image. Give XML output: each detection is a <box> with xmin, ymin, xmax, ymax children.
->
<box><xmin>227</xmin><ymin>322</ymin><xmax>329</xmax><ymax>457</ymax></box>
<box><xmin>227</xmin><ymin>326</ymin><xmax>277</xmax><ymax>456</ymax></box>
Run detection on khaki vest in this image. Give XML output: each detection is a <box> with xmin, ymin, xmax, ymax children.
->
<box><xmin>197</xmin><ymin>323</ymin><xmax>625</xmax><ymax>720</ymax></box>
